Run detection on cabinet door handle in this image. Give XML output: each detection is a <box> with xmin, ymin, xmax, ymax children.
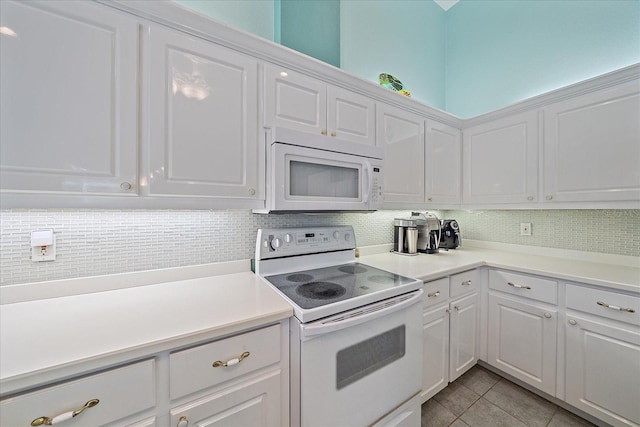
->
<box><xmin>568</xmin><ymin>319</ymin><xmax>577</xmax><ymax>326</ymax></box>
<box><xmin>330</xmin><ymin>131</ymin><xmax>337</xmax><ymax>137</ymax></box>
<box><xmin>177</xmin><ymin>416</ymin><xmax>189</xmax><ymax>427</ymax></box>
<box><xmin>507</xmin><ymin>281</ymin><xmax>531</xmax><ymax>290</ymax></box>
<box><xmin>461</xmin><ymin>280</ymin><xmax>472</xmax><ymax>286</ymax></box>
<box><xmin>31</xmin><ymin>399</ymin><xmax>99</xmax><ymax>426</ymax></box>
<box><xmin>427</xmin><ymin>290</ymin><xmax>441</xmax><ymax>298</ymax></box>
<box><xmin>320</xmin><ymin>129</ymin><xmax>327</xmax><ymax>135</ymax></box>
<box><xmin>454</xmin><ymin>305</ymin><xmax>460</xmax><ymax>311</ymax></box>
<box><xmin>212</xmin><ymin>351</ymin><xmax>250</xmax><ymax>367</ymax></box>
<box><xmin>597</xmin><ymin>301</ymin><xmax>635</xmax><ymax>313</ymax></box>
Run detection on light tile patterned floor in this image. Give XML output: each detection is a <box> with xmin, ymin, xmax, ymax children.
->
<box><xmin>421</xmin><ymin>366</ymin><xmax>597</xmax><ymax>427</ymax></box>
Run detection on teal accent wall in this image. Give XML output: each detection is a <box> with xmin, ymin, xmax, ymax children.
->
<box><xmin>340</xmin><ymin>0</ymin><xmax>447</xmax><ymax>109</ymax></box>
<box><xmin>173</xmin><ymin>0</ymin><xmax>275</xmax><ymax>41</ymax></box>
<box><xmin>280</xmin><ymin>0</ymin><xmax>341</xmax><ymax>68</ymax></box>
<box><xmin>445</xmin><ymin>0</ymin><xmax>640</xmax><ymax>118</ymax></box>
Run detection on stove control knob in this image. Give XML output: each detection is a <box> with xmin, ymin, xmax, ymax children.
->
<box><xmin>333</xmin><ymin>231</ymin><xmax>341</xmax><ymax>239</ymax></box>
<box><xmin>271</xmin><ymin>238</ymin><xmax>283</xmax><ymax>249</ymax></box>
<box><xmin>344</xmin><ymin>233</ymin><xmax>352</xmax><ymax>241</ymax></box>
<box><xmin>284</xmin><ymin>233</ymin><xmax>292</xmax><ymax>243</ymax></box>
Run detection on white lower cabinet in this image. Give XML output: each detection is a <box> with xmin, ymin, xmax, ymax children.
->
<box><xmin>421</xmin><ymin>271</ymin><xmax>479</xmax><ymax>403</ymax></box>
<box><xmin>487</xmin><ymin>294</ymin><xmax>558</xmax><ymax>396</ymax></box>
<box><xmin>0</xmin><ymin>360</ymin><xmax>156</xmax><ymax>427</ymax></box>
<box><xmin>564</xmin><ymin>284</ymin><xmax>640</xmax><ymax>427</ymax></box>
<box><xmin>487</xmin><ymin>270</ymin><xmax>558</xmax><ymax>396</ymax></box>
<box><xmin>170</xmin><ymin>371</ymin><xmax>282</xmax><ymax>427</ymax></box>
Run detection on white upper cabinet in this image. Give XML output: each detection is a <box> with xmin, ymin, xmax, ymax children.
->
<box><xmin>425</xmin><ymin>121</ymin><xmax>461</xmax><ymax>204</ymax></box>
<box><xmin>0</xmin><ymin>0</ymin><xmax>138</xmax><ymax>196</ymax></box>
<box><xmin>264</xmin><ymin>64</ymin><xmax>376</xmax><ymax>145</ymax></box>
<box><xmin>147</xmin><ymin>25</ymin><xmax>262</xmax><ymax>201</ymax></box>
<box><xmin>376</xmin><ymin>104</ymin><xmax>425</xmax><ymax>204</ymax></box>
<box><xmin>543</xmin><ymin>80</ymin><xmax>640</xmax><ymax>203</ymax></box>
<box><xmin>462</xmin><ymin>111</ymin><xmax>538</xmax><ymax>204</ymax></box>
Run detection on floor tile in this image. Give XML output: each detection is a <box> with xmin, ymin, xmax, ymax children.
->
<box><xmin>449</xmin><ymin>419</ymin><xmax>470</xmax><ymax>427</ymax></box>
<box><xmin>483</xmin><ymin>379</ymin><xmax>557</xmax><ymax>427</ymax></box>
<box><xmin>456</xmin><ymin>366</ymin><xmax>501</xmax><ymax>396</ymax></box>
<box><xmin>459</xmin><ymin>397</ymin><xmax>528</xmax><ymax>427</ymax></box>
<box><xmin>547</xmin><ymin>408</ymin><xmax>597</xmax><ymax>427</ymax></box>
<box><xmin>421</xmin><ymin>398</ymin><xmax>457</xmax><ymax>427</ymax></box>
<box><xmin>432</xmin><ymin>381</ymin><xmax>481</xmax><ymax>416</ymax></box>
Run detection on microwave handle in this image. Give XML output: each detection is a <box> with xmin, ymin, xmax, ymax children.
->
<box><xmin>300</xmin><ymin>290</ymin><xmax>423</xmax><ymax>339</ymax></box>
<box><xmin>363</xmin><ymin>161</ymin><xmax>371</xmax><ymax>204</ymax></box>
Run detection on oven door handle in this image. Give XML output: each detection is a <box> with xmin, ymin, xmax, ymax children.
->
<box><xmin>301</xmin><ymin>289</ymin><xmax>423</xmax><ymax>338</ymax></box>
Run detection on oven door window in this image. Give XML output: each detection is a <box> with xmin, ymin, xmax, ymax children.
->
<box><xmin>288</xmin><ymin>159</ymin><xmax>360</xmax><ymax>200</ymax></box>
<box><xmin>336</xmin><ymin>325</ymin><xmax>405</xmax><ymax>389</ymax></box>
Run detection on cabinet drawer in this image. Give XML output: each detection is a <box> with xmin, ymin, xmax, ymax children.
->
<box><xmin>449</xmin><ymin>270</ymin><xmax>478</xmax><ymax>298</ymax></box>
<box><xmin>566</xmin><ymin>284</ymin><xmax>640</xmax><ymax>326</ymax></box>
<box><xmin>170</xmin><ymin>324</ymin><xmax>281</xmax><ymax>400</ymax></box>
<box><xmin>489</xmin><ymin>270</ymin><xmax>557</xmax><ymax>304</ymax></box>
<box><xmin>423</xmin><ymin>278</ymin><xmax>450</xmax><ymax>308</ymax></box>
<box><xmin>0</xmin><ymin>360</ymin><xmax>155</xmax><ymax>427</ymax></box>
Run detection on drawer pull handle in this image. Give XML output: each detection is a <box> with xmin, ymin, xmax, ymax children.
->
<box><xmin>461</xmin><ymin>280</ymin><xmax>472</xmax><ymax>286</ymax></box>
<box><xmin>213</xmin><ymin>351</ymin><xmax>250</xmax><ymax>368</ymax></box>
<box><xmin>454</xmin><ymin>305</ymin><xmax>460</xmax><ymax>311</ymax></box>
<box><xmin>597</xmin><ymin>301</ymin><xmax>635</xmax><ymax>313</ymax></box>
<box><xmin>427</xmin><ymin>290</ymin><xmax>441</xmax><ymax>298</ymax></box>
<box><xmin>507</xmin><ymin>281</ymin><xmax>531</xmax><ymax>290</ymax></box>
<box><xmin>31</xmin><ymin>399</ymin><xmax>99</xmax><ymax>426</ymax></box>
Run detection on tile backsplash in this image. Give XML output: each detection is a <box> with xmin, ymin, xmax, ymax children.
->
<box><xmin>1</xmin><ymin>209</ymin><xmax>638</xmax><ymax>286</ymax></box>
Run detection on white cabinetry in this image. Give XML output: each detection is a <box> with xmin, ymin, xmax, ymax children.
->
<box><xmin>264</xmin><ymin>64</ymin><xmax>376</xmax><ymax>145</ymax></box>
<box><xmin>377</xmin><ymin>104</ymin><xmax>425</xmax><ymax>204</ymax></box>
<box><xmin>462</xmin><ymin>111</ymin><xmax>538</xmax><ymax>204</ymax></box>
<box><xmin>543</xmin><ymin>80</ymin><xmax>640</xmax><ymax>203</ymax></box>
<box><xmin>487</xmin><ymin>270</ymin><xmax>558</xmax><ymax>396</ymax></box>
<box><xmin>147</xmin><ymin>25</ymin><xmax>262</xmax><ymax>202</ymax></box>
<box><xmin>425</xmin><ymin>121</ymin><xmax>461</xmax><ymax>205</ymax></box>
<box><xmin>564</xmin><ymin>284</ymin><xmax>640</xmax><ymax>427</ymax></box>
<box><xmin>0</xmin><ymin>0</ymin><xmax>138</xmax><ymax>197</ymax></box>
<box><xmin>169</xmin><ymin>324</ymin><xmax>285</xmax><ymax>427</ymax></box>
<box><xmin>0</xmin><ymin>360</ymin><xmax>156</xmax><ymax>426</ymax></box>
<box><xmin>422</xmin><ymin>270</ymin><xmax>479</xmax><ymax>403</ymax></box>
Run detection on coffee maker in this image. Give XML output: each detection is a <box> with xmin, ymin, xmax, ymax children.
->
<box><xmin>392</xmin><ymin>218</ymin><xmax>419</xmax><ymax>255</ymax></box>
<box><xmin>411</xmin><ymin>212</ymin><xmax>441</xmax><ymax>254</ymax></box>
<box><xmin>439</xmin><ymin>219</ymin><xmax>461</xmax><ymax>249</ymax></box>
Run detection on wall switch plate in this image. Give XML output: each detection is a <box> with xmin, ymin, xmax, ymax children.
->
<box><xmin>520</xmin><ymin>223</ymin><xmax>532</xmax><ymax>236</ymax></box>
<box><xmin>32</xmin><ymin>235</ymin><xmax>56</xmax><ymax>262</ymax></box>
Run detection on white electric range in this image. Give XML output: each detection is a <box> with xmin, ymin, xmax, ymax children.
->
<box><xmin>254</xmin><ymin>226</ymin><xmax>423</xmax><ymax>427</ymax></box>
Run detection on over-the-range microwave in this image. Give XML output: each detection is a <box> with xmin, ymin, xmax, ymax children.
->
<box><xmin>253</xmin><ymin>127</ymin><xmax>384</xmax><ymax>213</ymax></box>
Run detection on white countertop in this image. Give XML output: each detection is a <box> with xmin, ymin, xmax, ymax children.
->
<box><xmin>360</xmin><ymin>246</ymin><xmax>640</xmax><ymax>293</ymax></box>
<box><xmin>0</xmin><ymin>272</ymin><xmax>292</xmax><ymax>395</ymax></box>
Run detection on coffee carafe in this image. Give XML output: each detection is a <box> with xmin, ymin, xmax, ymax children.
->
<box><xmin>392</xmin><ymin>218</ymin><xmax>419</xmax><ymax>255</ymax></box>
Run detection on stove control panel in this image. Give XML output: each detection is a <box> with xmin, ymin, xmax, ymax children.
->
<box><xmin>255</xmin><ymin>226</ymin><xmax>355</xmax><ymax>260</ymax></box>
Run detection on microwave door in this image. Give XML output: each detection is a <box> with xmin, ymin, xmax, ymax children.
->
<box><xmin>272</xmin><ymin>144</ymin><xmax>369</xmax><ymax>211</ymax></box>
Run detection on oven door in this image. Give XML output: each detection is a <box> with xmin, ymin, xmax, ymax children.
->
<box><xmin>268</xmin><ymin>142</ymin><xmax>382</xmax><ymax>212</ymax></box>
<box><xmin>292</xmin><ymin>290</ymin><xmax>423</xmax><ymax>427</ymax></box>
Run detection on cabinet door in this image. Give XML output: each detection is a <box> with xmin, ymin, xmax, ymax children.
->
<box><xmin>462</xmin><ymin>111</ymin><xmax>538</xmax><ymax>204</ymax></box>
<box><xmin>425</xmin><ymin>120</ymin><xmax>461</xmax><ymax>204</ymax></box>
<box><xmin>565</xmin><ymin>314</ymin><xmax>640</xmax><ymax>427</ymax></box>
<box><xmin>170</xmin><ymin>371</ymin><xmax>281</xmax><ymax>427</ymax></box>
<box><xmin>487</xmin><ymin>294</ymin><xmax>557</xmax><ymax>395</ymax></box>
<box><xmin>422</xmin><ymin>304</ymin><xmax>450</xmax><ymax>403</ymax></box>
<box><xmin>327</xmin><ymin>86</ymin><xmax>376</xmax><ymax>146</ymax></box>
<box><xmin>543</xmin><ymin>81</ymin><xmax>640</xmax><ymax>203</ymax></box>
<box><xmin>0</xmin><ymin>0</ymin><xmax>138</xmax><ymax>195</ymax></box>
<box><xmin>449</xmin><ymin>292</ymin><xmax>479</xmax><ymax>382</ymax></box>
<box><xmin>264</xmin><ymin>64</ymin><xmax>327</xmax><ymax>135</ymax></box>
<box><xmin>148</xmin><ymin>26</ymin><xmax>261</xmax><ymax>200</ymax></box>
<box><xmin>376</xmin><ymin>104</ymin><xmax>425</xmax><ymax>203</ymax></box>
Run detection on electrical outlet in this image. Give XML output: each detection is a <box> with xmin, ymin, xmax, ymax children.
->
<box><xmin>520</xmin><ymin>223</ymin><xmax>531</xmax><ymax>236</ymax></box>
<box><xmin>31</xmin><ymin>235</ymin><xmax>56</xmax><ymax>262</ymax></box>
